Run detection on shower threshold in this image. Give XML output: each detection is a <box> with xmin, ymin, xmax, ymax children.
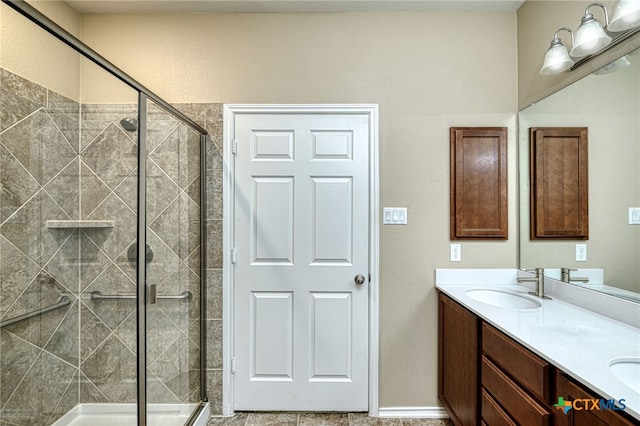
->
<box><xmin>52</xmin><ymin>402</ymin><xmax>210</xmax><ymax>426</ymax></box>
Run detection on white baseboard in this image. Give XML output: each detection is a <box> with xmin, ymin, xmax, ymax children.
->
<box><xmin>377</xmin><ymin>407</ymin><xmax>449</xmax><ymax>418</ymax></box>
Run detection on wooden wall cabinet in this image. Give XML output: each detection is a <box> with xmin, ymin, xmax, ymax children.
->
<box><xmin>450</xmin><ymin>127</ymin><xmax>508</xmax><ymax>240</ymax></box>
<box><xmin>530</xmin><ymin>127</ymin><xmax>588</xmax><ymax>240</ymax></box>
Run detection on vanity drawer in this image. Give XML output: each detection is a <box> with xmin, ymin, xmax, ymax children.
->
<box><xmin>482</xmin><ymin>356</ymin><xmax>551</xmax><ymax>426</ymax></box>
<box><xmin>482</xmin><ymin>322</ymin><xmax>552</xmax><ymax>402</ymax></box>
<box><xmin>481</xmin><ymin>388</ymin><xmax>516</xmax><ymax>426</ymax></box>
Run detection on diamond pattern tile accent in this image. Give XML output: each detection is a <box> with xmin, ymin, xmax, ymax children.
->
<box><xmin>149</xmin><ymin>334</ymin><xmax>190</xmax><ymax>402</ymax></box>
<box><xmin>0</xmin><ymin>109</ymin><xmax>76</xmax><ymax>186</ymax></box>
<box><xmin>78</xmin><ymin>232</ymin><xmax>112</xmax><ymax>293</ymax></box>
<box><xmin>44</xmin><ymin>301</ymin><xmax>79</xmax><ymax>365</ymax></box>
<box><xmin>44</xmin><ymin>159</ymin><xmax>79</xmax><ymax>220</ymax></box>
<box><xmin>85</xmin><ymin>192</ymin><xmax>136</xmax><ymax>262</ymax></box>
<box><xmin>0</xmin><ymin>235</ymin><xmax>40</xmax><ymax>318</ymax></box>
<box><xmin>1</xmin><ymin>190</ymin><xmax>71</xmax><ymax>266</ymax></box>
<box><xmin>1</xmin><ymin>274</ymin><xmax>71</xmax><ymax>349</ymax></box>
<box><xmin>150</xmin><ymin>123</ymin><xmax>200</xmax><ymax>190</ymax></box>
<box><xmin>81</xmin><ymin>334</ymin><xmax>136</xmax><ymax>403</ymax></box>
<box><xmin>48</xmin><ymin>110</ymin><xmax>80</xmax><ymax>154</ymax></box>
<box><xmin>80</xmin><ymin>162</ymin><xmax>112</xmax><ymax>219</ymax></box>
<box><xmin>44</xmin><ymin>229</ymin><xmax>80</xmax><ymax>295</ymax></box>
<box><xmin>150</xmin><ymin>192</ymin><xmax>200</xmax><ymax>261</ymax></box>
<box><xmin>82</xmin><ymin>263</ymin><xmax>135</xmax><ymax>331</ymax></box>
<box><xmin>80</xmin><ymin>302</ymin><xmax>111</xmax><ymax>362</ymax></box>
<box><xmin>145</xmin><ymin>230</ymin><xmax>182</xmax><ymax>289</ymax></box>
<box><xmin>0</xmin><ymin>143</ymin><xmax>40</xmax><ymax>224</ymax></box>
<box><xmin>0</xmin><ymin>351</ymin><xmax>76</xmax><ymax>425</ymax></box>
<box><xmin>145</xmin><ymin>160</ymin><xmax>180</xmax><ymax>223</ymax></box>
<box><xmin>80</xmin><ymin>103</ymin><xmax>137</xmax><ymax>153</ymax></box>
<box><xmin>82</xmin><ymin>122</ymin><xmax>138</xmax><ymax>190</ymax></box>
<box><xmin>0</xmin><ymin>329</ymin><xmax>41</xmax><ymax>407</ymax></box>
<box><xmin>0</xmin><ymin>90</ymin><xmax>41</xmax><ymax>133</ymax></box>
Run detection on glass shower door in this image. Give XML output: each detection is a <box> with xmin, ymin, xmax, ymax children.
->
<box><xmin>143</xmin><ymin>97</ymin><xmax>203</xmax><ymax>425</ymax></box>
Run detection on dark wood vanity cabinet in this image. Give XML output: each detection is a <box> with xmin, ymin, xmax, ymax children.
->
<box><xmin>438</xmin><ymin>294</ymin><xmax>480</xmax><ymax>426</ymax></box>
<box><xmin>481</xmin><ymin>323</ymin><xmax>553</xmax><ymax>426</ymax></box>
<box><xmin>437</xmin><ymin>292</ymin><xmax>637</xmax><ymax>426</ymax></box>
<box><xmin>554</xmin><ymin>372</ymin><xmax>637</xmax><ymax>426</ymax></box>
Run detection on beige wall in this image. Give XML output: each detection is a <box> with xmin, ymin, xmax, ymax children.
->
<box><xmin>517</xmin><ymin>0</ymin><xmax>640</xmax><ymax>109</ymax></box>
<box><xmin>77</xmin><ymin>11</ymin><xmax>518</xmax><ymax>408</ymax></box>
<box><xmin>71</xmin><ymin>10</ymin><xmax>518</xmax><ymax>409</ymax></box>
<box><xmin>0</xmin><ymin>1</ymin><xmax>80</xmax><ymax>99</ymax></box>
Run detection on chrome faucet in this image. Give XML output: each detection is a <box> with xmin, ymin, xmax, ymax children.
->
<box><xmin>517</xmin><ymin>268</ymin><xmax>549</xmax><ymax>299</ymax></box>
<box><xmin>560</xmin><ymin>268</ymin><xmax>589</xmax><ymax>283</ymax></box>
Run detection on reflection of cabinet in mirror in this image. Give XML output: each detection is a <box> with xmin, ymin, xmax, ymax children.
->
<box><xmin>450</xmin><ymin>127</ymin><xmax>508</xmax><ymax>240</ymax></box>
<box><xmin>530</xmin><ymin>127</ymin><xmax>588</xmax><ymax>240</ymax></box>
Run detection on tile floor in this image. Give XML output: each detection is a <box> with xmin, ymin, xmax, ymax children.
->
<box><xmin>208</xmin><ymin>413</ymin><xmax>453</xmax><ymax>425</ymax></box>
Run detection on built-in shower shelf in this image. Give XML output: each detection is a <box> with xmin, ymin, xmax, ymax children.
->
<box><xmin>46</xmin><ymin>220</ymin><xmax>115</xmax><ymax>229</ymax></box>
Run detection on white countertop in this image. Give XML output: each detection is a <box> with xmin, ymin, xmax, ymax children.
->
<box><xmin>435</xmin><ymin>270</ymin><xmax>640</xmax><ymax>421</ymax></box>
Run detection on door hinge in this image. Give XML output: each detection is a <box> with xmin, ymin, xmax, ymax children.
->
<box><xmin>231</xmin><ymin>358</ymin><xmax>236</xmax><ymax>374</ymax></box>
<box><xmin>232</xmin><ymin>140</ymin><xmax>238</xmax><ymax>156</ymax></box>
<box><xmin>231</xmin><ymin>248</ymin><xmax>237</xmax><ymax>264</ymax></box>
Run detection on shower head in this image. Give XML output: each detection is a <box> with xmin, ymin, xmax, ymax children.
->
<box><xmin>120</xmin><ymin>117</ymin><xmax>138</xmax><ymax>132</ymax></box>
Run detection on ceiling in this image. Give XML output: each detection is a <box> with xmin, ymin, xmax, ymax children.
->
<box><xmin>64</xmin><ymin>0</ymin><xmax>525</xmax><ymax>14</ymax></box>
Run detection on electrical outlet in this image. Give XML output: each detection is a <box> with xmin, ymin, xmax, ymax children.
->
<box><xmin>576</xmin><ymin>244</ymin><xmax>587</xmax><ymax>262</ymax></box>
<box><xmin>450</xmin><ymin>244</ymin><xmax>461</xmax><ymax>262</ymax></box>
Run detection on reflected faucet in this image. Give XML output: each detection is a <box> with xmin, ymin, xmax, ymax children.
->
<box><xmin>561</xmin><ymin>268</ymin><xmax>590</xmax><ymax>283</ymax></box>
<box><xmin>517</xmin><ymin>268</ymin><xmax>549</xmax><ymax>299</ymax></box>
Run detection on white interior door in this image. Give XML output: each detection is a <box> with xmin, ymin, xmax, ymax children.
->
<box><xmin>231</xmin><ymin>108</ymin><xmax>371</xmax><ymax>411</ymax></box>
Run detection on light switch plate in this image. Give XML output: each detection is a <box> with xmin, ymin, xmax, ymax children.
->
<box><xmin>383</xmin><ymin>207</ymin><xmax>408</xmax><ymax>225</ymax></box>
<box><xmin>629</xmin><ymin>208</ymin><xmax>640</xmax><ymax>225</ymax></box>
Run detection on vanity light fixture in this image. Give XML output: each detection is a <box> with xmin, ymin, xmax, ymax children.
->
<box><xmin>570</xmin><ymin>3</ymin><xmax>612</xmax><ymax>58</ymax></box>
<box><xmin>609</xmin><ymin>0</ymin><xmax>640</xmax><ymax>32</ymax></box>
<box><xmin>539</xmin><ymin>1</ymin><xmax>640</xmax><ymax>76</ymax></box>
<box><xmin>540</xmin><ymin>28</ymin><xmax>575</xmax><ymax>75</ymax></box>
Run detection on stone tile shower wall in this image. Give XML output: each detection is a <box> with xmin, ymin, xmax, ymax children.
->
<box><xmin>1</xmin><ymin>67</ymin><xmax>82</xmax><ymax>425</ymax></box>
<box><xmin>0</xmin><ymin>68</ymin><xmax>222</xmax><ymax>424</ymax></box>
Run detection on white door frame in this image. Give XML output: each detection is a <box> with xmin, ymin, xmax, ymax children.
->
<box><xmin>222</xmin><ymin>104</ymin><xmax>379</xmax><ymax>416</ymax></box>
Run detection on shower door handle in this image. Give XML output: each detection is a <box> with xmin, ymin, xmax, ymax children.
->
<box><xmin>147</xmin><ymin>283</ymin><xmax>157</xmax><ymax>304</ymax></box>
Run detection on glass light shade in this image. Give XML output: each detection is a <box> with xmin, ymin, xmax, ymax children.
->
<box><xmin>570</xmin><ymin>15</ymin><xmax>612</xmax><ymax>57</ymax></box>
<box><xmin>540</xmin><ymin>41</ymin><xmax>575</xmax><ymax>75</ymax></box>
<box><xmin>608</xmin><ymin>0</ymin><xmax>640</xmax><ymax>32</ymax></box>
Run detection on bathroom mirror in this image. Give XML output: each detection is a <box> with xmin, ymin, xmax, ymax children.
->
<box><xmin>519</xmin><ymin>47</ymin><xmax>640</xmax><ymax>301</ymax></box>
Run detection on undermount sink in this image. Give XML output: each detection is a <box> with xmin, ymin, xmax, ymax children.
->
<box><xmin>465</xmin><ymin>289</ymin><xmax>542</xmax><ymax>309</ymax></box>
<box><xmin>609</xmin><ymin>358</ymin><xmax>640</xmax><ymax>393</ymax></box>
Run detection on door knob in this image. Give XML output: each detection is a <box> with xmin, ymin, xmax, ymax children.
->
<box><xmin>354</xmin><ymin>274</ymin><xmax>366</xmax><ymax>285</ymax></box>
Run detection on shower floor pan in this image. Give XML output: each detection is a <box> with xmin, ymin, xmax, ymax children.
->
<box><xmin>52</xmin><ymin>402</ymin><xmax>210</xmax><ymax>426</ymax></box>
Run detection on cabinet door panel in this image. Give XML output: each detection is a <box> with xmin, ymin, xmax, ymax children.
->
<box><xmin>450</xmin><ymin>127</ymin><xmax>508</xmax><ymax>239</ymax></box>
<box><xmin>530</xmin><ymin>127</ymin><xmax>588</xmax><ymax>239</ymax></box>
<box><xmin>438</xmin><ymin>293</ymin><xmax>480</xmax><ymax>426</ymax></box>
<box><xmin>555</xmin><ymin>372</ymin><xmax>636</xmax><ymax>426</ymax></box>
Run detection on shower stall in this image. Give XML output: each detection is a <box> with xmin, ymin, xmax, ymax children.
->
<box><xmin>0</xmin><ymin>1</ymin><xmax>209</xmax><ymax>425</ymax></box>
